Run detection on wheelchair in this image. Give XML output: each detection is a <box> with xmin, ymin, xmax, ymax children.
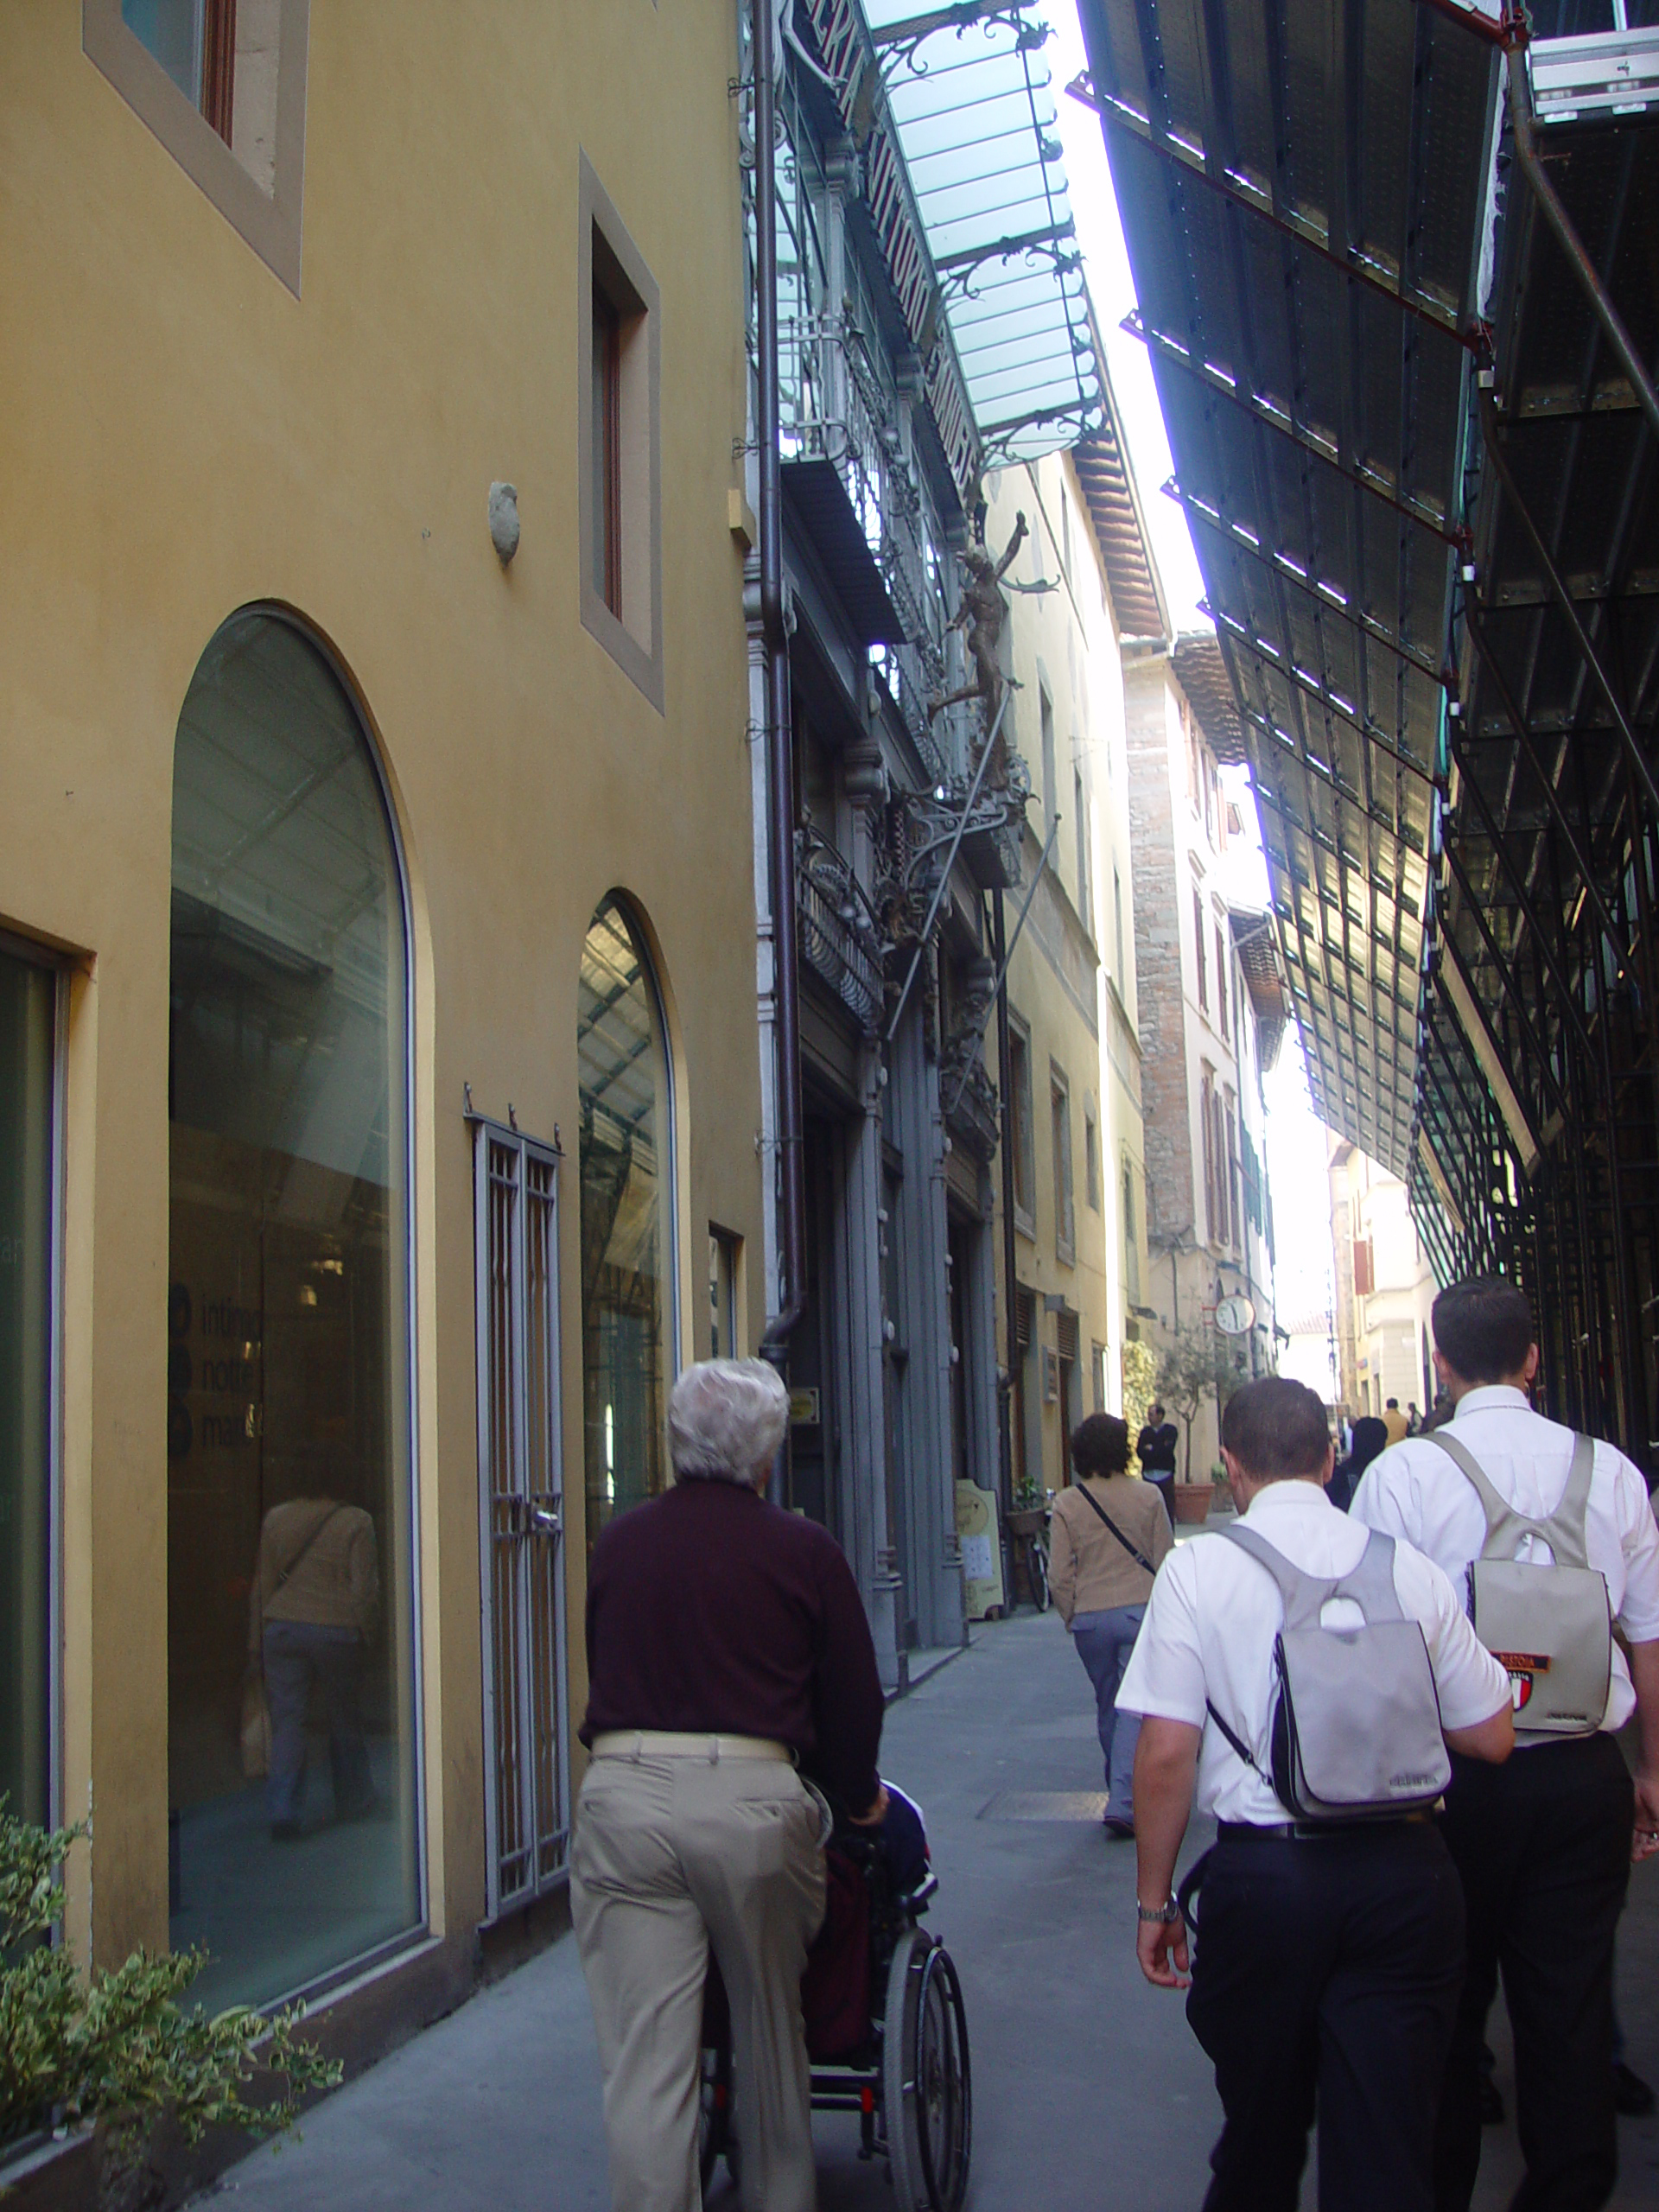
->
<box><xmin>698</xmin><ymin>1802</ymin><xmax>972</xmax><ymax>2210</ymax></box>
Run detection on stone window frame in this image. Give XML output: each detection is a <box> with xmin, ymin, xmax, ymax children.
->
<box><xmin>1050</xmin><ymin>1059</ymin><xmax>1075</xmax><ymax>1268</ymax></box>
<box><xmin>82</xmin><ymin>0</ymin><xmax>309</xmax><ymax>296</ymax></box>
<box><xmin>578</xmin><ymin>155</ymin><xmax>664</xmax><ymax>714</ymax></box>
<box><xmin>1007</xmin><ymin>1009</ymin><xmax>1036</xmax><ymax>1242</ymax></box>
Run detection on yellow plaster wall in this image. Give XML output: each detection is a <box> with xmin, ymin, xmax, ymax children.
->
<box><xmin>982</xmin><ymin>457</ymin><xmax>1117</xmax><ymax>1485</ymax></box>
<box><xmin>1</xmin><ymin>3</ymin><xmax>760</xmax><ymax>1968</ymax></box>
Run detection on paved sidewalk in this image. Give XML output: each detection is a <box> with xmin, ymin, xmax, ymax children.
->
<box><xmin>203</xmin><ymin>1606</ymin><xmax>1659</xmax><ymax>2210</ymax></box>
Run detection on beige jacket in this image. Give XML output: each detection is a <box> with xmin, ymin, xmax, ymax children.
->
<box><xmin>251</xmin><ymin>1498</ymin><xmax>379</xmax><ymax>1647</ymax></box>
<box><xmin>1048</xmin><ymin>1475</ymin><xmax>1173</xmax><ymax>1626</ymax></box>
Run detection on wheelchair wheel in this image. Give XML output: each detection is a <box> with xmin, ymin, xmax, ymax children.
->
<box><xmin>883</xmin><ymin>1927</ymin><xmax>972</xmax><ymax>2212</ymax></box>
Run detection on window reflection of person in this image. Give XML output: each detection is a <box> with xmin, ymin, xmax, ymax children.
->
<box><xmin>249</xmin><ymin>1489</ymin><xmax>380</xmax><ymax>1841</ymax></box>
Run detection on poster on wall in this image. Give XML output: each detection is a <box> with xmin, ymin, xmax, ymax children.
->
<box><xmin>955</xmin><ymin>1479</ymin><xmax>1006</xmax><ymax>1621</ymax></box>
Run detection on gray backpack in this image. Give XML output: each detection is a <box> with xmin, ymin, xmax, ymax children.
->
<box><xmin>1421</xmin><ymin>1430</ymin><xmax>1611</xmax><ymax>1737</ymax></box>
<box><xmin>1207</xmin><ymin>1524</ymin><xmax>1452</xmax><ymax>1822</ymax></box>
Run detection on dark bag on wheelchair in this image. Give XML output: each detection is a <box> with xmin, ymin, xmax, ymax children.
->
<box><xmin>801</xmin><ymin>1847</ymin><xmax>872</xmax><ymax>2063</ymax></box>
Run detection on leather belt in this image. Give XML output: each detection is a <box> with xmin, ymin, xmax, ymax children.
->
<box><xmin>590</xmin><ymin>1730</ymin><xmax>795</xmax><ymax>1764</ymax></box>
<box><xmin>1217</xmin><ymin>1814</ymin><xmax>1432</xmax><ymax>1841</ymax></box>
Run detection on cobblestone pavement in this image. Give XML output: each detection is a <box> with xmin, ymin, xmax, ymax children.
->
<box><xmin>204</xmin><ymin>1605</ymin><xmax>1659</xmax><ymax>2209</ymax></box>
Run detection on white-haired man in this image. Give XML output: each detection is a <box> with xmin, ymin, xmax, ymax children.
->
<box><xmin>572</xmin><ymin>1358</ymin><xmax>886</xmax><ymax>2212</ymax></box>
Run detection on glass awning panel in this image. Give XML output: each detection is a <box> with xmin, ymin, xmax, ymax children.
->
<box><xmin>1076</xmin><ymin>0</ymin><xmax>1502</xmax><ymax>1175</ymax></box>
<box><xmin>860</xmin><ymin>1</ymin><xmax>1104</xmax><ymax>463</ymax></box>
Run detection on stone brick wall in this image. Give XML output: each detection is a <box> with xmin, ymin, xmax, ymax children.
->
<box><xmin>1124</xmin><ymin>654</ymin><xmax>1194</xmax><ymax>1250</ymax></box>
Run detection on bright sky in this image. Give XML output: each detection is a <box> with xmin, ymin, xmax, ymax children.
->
<box><xmin>1045</xmin><ymin>3</ymin><xmax>1338</xmax><ymax>1341</ymax></box>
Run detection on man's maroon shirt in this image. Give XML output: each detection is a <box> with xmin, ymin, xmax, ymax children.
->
<box><xmin>580</xmin><ymin>1476</ymin><xmax>884</xmax><ymax>1812</ymax></box>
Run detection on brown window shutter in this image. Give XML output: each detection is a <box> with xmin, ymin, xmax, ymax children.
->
<box><xmin>1353</xmin><ymin>1237</ymin><xmax>1375</xmax><ymax>1296</ymax></box>
<box><xmin>202</xmin><ymin>0</ymin><xmax>237</xmax><ymax>144</ymax></box>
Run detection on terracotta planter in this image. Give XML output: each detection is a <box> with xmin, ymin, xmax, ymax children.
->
<box><xmin>1172</xmin><ymin>1484</ymin><xmax>1212</xmax><ymax>1526</ymax></box>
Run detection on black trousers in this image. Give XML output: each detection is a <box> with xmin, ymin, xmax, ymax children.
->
<box><xmin>1434</xmin><ymin>1733</ymin><xmax>1633</xmax><ymax>2212</ymax></box>
<box><xmin>1185</xmin><ymin>1823</ymin><xmax>1465</xmax><ymax>2212</ymax></box>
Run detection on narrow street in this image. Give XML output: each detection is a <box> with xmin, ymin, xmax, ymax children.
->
<box><xmin>205</xmin><ymin>1608</ymin><xmax>1659</xmax><ymax>2211</ymax></box>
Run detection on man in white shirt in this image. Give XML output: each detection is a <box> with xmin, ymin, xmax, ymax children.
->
<box><xmin>1121</xmin><ymin>1376</ymin><xmax>1512</xmax><ymax>2212</ymax></box>
<box><xmin>1353</xmin><ymin>1276</ymin><xmax>1659</xmax><ymax>2212</ymax></box>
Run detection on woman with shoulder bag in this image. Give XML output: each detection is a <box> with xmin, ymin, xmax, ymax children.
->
<box><xmin>1048</xmin><ymin>1414</ymin><xmax>1173</xmax><ymax>1838</ymax></box>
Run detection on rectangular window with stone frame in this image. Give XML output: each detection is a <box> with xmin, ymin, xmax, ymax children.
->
<box><xmin>1051</xmin><ymin>1065</ymin><xmax>1074</xmax><ymax>1264</ymax></box>
<box><xmin>1008</xmin><ymin>1014</ymin><xmax>1036</xmax><ymax>1236</ymax></box>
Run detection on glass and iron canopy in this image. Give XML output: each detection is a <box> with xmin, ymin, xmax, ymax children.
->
<box><xmin>842</xmin><ymin>1</ymin><xmax>1107</xmax><ymax>467</ymax></box>
<box><xmin>1076</xmin><ymin>0</ymin><xmax>1502</xmax><ymax>1178</ymax></box>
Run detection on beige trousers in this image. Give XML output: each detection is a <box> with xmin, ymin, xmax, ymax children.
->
<box><xmin>570</xmin><ymin>1750</ymin><xmax>827</xmax><ymax>2212</ymax></box>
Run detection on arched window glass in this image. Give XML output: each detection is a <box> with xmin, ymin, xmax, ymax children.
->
<box><xmin>168</xmin><ymin>610</ymin><xmax>418</xmax><ymax>2010</ymax></box>
<box><xmin>578</xmin><ymin>897</ymin><xmax>674</xmax><ymax>1553</ymax></box>
<box><xmin>0</xmin><ymin>948</ymin><xmax>54</xmax><ymax>1832</ymax></box>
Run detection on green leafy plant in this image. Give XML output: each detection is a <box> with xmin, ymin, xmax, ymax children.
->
<box><xmin>0</xmin><ymin>1806</ymin><xmax>340</xmax><ymax>2173</ymax></box>
<box><xmin>1154</xmin><ymin>1322</ymin><xmax>1238</xmax><ymax>1482</ymax></box>
<box><xmin>1120</xmin><ymin>1338</ymin><xmax>1157</xmax><ymax>1443</ymax></box>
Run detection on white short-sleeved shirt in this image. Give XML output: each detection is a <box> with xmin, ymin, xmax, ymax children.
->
<box><xmin>1351</xmin><ymin>1384</ymin><xmax>1659</xmax><ymax>1738</ymax></box>
<box><xmin>1116</xmin><ymin>1478</ymin><xmax>1512</xmax><ymax>1827</ymax></box>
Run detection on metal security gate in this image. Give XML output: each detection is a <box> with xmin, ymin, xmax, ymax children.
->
<box><xmin>473</xmin><ymin>1116</ymin><xmax>569</xmax><ymax>1920</ymax></box>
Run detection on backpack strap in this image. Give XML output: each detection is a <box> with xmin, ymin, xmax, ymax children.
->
<box><xmin>1420</xmin><ymin>1427</ymin><xmax>1592</xmax><ymax>1570</ymax></box>
<box><xmin>1537</xmin><ymin>1431</ymin><xmax>1595</xmax><ymax>1571</ymax></box>
<box><xmin>1217</xmin><ymin>1523</ymin><xmax>1334</xmax><ymax>1633</ymax></box>
<box><xmin>1329</xmin><ymin>1529</ymin><xmax>1408</xmax><ymax>1624</ymax></box>
<box><xmin>1221</xmin><ymin>1522</ymin><xmax>1406</xmax><ymax>1627</ymax></box>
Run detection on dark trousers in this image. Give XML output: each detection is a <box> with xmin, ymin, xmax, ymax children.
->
<box><xmin>1147</xmin><ymin>1473</ymin><xmax>1175</xmax><ymax>1525</ymax></box>
<box><xmin>1186</xmin><ymin>1823</ymin><xmax>1465</xmax><ymax>2212</ymax></box>
<box><xmin>263</xmin><ymin>1619</ymin><xmax>372</xmax><ymax>1825</ymax></box>
<box><xmin>1434</xmin><ymin>1733</ymin><xmax>1633</xmax><ymax>2212</ymax></box>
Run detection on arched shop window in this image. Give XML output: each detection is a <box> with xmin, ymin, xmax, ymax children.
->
<box><xmin>168</xmin><ymin>609</ymin><xmax>418</xmax><ymax>2009</ymax></box>
<box><xmin>578</xmin><ymin>895</ymin><xmax>676</xmax><ymax>1556</ymax></box>
<box><xmin>0</xmin><ymin>945</ymin><xmax>54</xmax><ymax>1833</ymax></box>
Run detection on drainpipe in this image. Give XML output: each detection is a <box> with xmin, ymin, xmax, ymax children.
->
<box><xmin>754</xmin><ymin>0</ymin><xmax>806</xmax><ymax>1380</ymax></box>
<box><xmin>993</xmin><ymin>888</ymin><xmax>1018</xmax><ymax>1522</ymax></box>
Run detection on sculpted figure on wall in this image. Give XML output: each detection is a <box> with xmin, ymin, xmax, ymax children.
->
<box><xmin>929</xmin><ymin>510</ymin><xmax>1029</xmax><ymax>777</ymax></box>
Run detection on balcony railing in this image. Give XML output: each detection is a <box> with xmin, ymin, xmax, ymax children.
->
<box><xmin>795</xmin><ymin>828</ymin><xmax>884</xmax><ymax>1037</ymax></box>
<box><xmin>779</xmin><ymin>313</ymin><xmax>963</xmax><ymax>777</ymax></box>
<box><xmin>942</xmin><ymin>1046</ymin><xmax>1000</xmax><ymax>1165</ymax></box>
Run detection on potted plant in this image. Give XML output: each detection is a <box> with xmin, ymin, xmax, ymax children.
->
<box><xmin>1155</xmin><ymin>1324</ymin><xmax>1239</xmax><ymax>1527</ymax></box>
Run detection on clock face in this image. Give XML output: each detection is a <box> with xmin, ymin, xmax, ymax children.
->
<box><xmin>1215</xmin><ymin>1294</ymin><xmax>1255</xmax><ymax>1338</ymax></box>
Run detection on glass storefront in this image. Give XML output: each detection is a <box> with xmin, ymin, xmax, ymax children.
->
<box><xmin>0</xmin><ymin>950</ymin><xmax>54</xmax><ymax>1831</ymax></box>
<box><xmin>578</xmin><ymin>896</ymin><xmax>673</xmax><ymax>1554</ymax></box>
<box><xmin>168</xmin><ymin>610</ymin><xmax>418</xmax><ymax>2009</ymax></box>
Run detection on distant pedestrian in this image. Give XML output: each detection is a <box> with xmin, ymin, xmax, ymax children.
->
<box><xmin>1407</xmin><ymin>1400</ymin><xmax>1422</xmax><ymax>1434</ymax></box>
<box><xmin>1327</xmin><ymin>1414</ymin><xmax>1389</xmax><ymax>1514</ymax></box>
<box><xmin>571</xmin><ymin>1359</ymin><xmax>887</xmax><ymax>2212</ymax></box>
<box><xmin>1382</xmin><ymin>1395</ymin><xmax>1409</xmax><ymax>1445</ymax></box>
<box><xmin>1137</xmin><ymin>1401</ymin><xmax>1179</xmax><ymax>1524</ymax></box>
<box><xmin>1049</xmin><ymin>1414</ymin><xmax>1172</xmax><ymax>1838</ymax></box>
<box><xmin>1354</xmin><ymin>1277</ymin><xmax>1659</xmax><ymax>2212</ymax></box>
<box><xmin>1421</xmin><ymin>1388</ymin><xmax>1455</xmax><ymax>1433</ymax></box>
<box><xmin>1120</xmin><ymin>1376</ymin><xmax>1513</xmax><ymax>2212</ymax></box>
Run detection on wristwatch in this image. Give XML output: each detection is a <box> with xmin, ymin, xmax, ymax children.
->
<box><xmin>1137</xmin><ymin>1896</ymin><xmax>1181</xmax><ymax>1924</ymax></box>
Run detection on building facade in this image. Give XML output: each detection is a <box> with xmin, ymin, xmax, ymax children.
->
<box><xmin>2</xmin><ymin>0</ymin><xmax>760</xmax><ymax>2056</ymax></box>
<box><xmin>1125</xmin><ymin>637</ymin><xmax>1285</xmax><ymax>1478</ymax></box>
<box><xmin>738</xmin><ymin>1</ymin><xmax>1109</xmax><ymax>1675</ymax></box>
<box><xmin>981</xmin><ymin>434</ymin><xmax>1158</xmax><ymax>1510</ymax></box>
<box><xmin>1329</xmin><ymin>1140</ymin><xmax>1438</xmax><ymax>1428</ymax></box>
